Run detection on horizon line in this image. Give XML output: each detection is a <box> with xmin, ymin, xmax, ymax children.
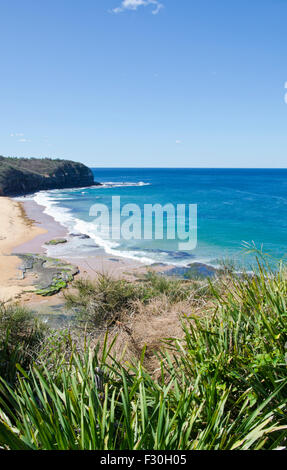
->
<box><xmin>87</xmin><ymin>166</ymin><xmax>287</xmax><ymax>170</ymax></box>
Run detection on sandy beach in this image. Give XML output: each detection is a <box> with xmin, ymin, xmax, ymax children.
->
<box><xmin>0</xmin><ymin>196</ymin><xmax>210</xmax><ymax>318</ymax></box>
<box><xmin>0</xmin><ymin>196</ymin><xmax>178</xmax><ymax>321</ymax></box>
<box><xmin>0</xmin><ymin>197</ymin><xmax>156</xmax><ymax>312</ymax></box>
<box><xmin>17</xmin><ymin>199</ymin><xmax>152</xmax><ymax>279</ymax></box>
<box><xmin>0</xmin><ymin>198</ymin><xmax>47</xmax><ymax>302</ymax></box>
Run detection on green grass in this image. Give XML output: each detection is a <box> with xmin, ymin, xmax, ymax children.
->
<box><xmin>0</xmin><ymin>304</ymin><xmax>46</xmax><ymax>385</ymax></box>
<box><xmin>64</xmin><ymin>274</ymin><xmax>145</xmax><ymax>329</ymax></box>
<box><xmin>1</xmin><ymin>258</ymin><xmax>287</xmax><ymax>450</ymax></box>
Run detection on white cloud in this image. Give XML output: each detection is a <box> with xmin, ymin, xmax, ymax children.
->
<box><xmin>176</xmin><ymin>140</ymin><xmax>182</xmax><ymax>145</ymax></box>
<box><xmin>112</xmin><ymin>0</ymin><xmax>163</xmax><ymax>15</ymax></box>
<box><xmin>10</xmin><ymin>133</ymin><xmax>31</xmax><ymax>143</ymax></box>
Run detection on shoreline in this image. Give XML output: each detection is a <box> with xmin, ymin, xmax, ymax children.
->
<box><xmin>0</xmin><ymin>195</ymin><xmax>217</xmax><ymax>314</ymax></box>
<box><xmin>0</xmin><ymin>198</ymin><xmax>47</xmax><ymax>302</ymax></box>
<box><xmin>0</xmin><ymin>196</ymin><xmax>163</xmax><ymax>311</ymax></box>
<box><xmin>18</xmin><ymin>199</ymin><xmax>153</xmax><ymax>279</ymax></box>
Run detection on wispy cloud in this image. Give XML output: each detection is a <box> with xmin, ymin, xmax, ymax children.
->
<box><xmin>112</xmin><ymin>0</ymin><xmax>163</xmax><ymax>15</ymax></box>
<box><xmin>10</xmin><ymin>133</ymin><xmax>31</xmax><ymax>143</ymax></box>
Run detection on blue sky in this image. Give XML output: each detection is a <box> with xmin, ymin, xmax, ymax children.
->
<box><xmin>1</xmin><ymin>0</ymin><xmax>287</xmax><ymax>167</ymax></box>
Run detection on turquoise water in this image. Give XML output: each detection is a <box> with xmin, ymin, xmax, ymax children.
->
<box><xmin>31</xmin><ymin>168</ymin><xmax>287</xmax><ymax>268</ymax></box>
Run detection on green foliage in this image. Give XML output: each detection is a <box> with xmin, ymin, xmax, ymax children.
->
<box><xmin>64</xmin><ymin>272</ymin><xmax>201</xmax><ymax>329</ymax></box>
<box><xmin>1</xmin><ymin>258</ymin><xmax>287</xmax><ymax>449</ymax></box>
<box><xmin>0</xmin><ymin>156</ymin><xmax>88</xmax><ymax>178</ymax></box>
<box><xmin>0</xmin><ymin>155</ymin><xmax>95</xmax><ymax>196</ymax></box>
<box><xmin>65</xmin><ymin>274</ymin><xmax>144</xmax><ymax>328</ymax></box>
<box><xmin>18</xmin><ymin>254</ymin><xmax>79</xmax><ymax>296</ymax></box>
<box><xmin>0</xmin><ymin>304</ymin><xmax>46</xmax><ymax>384</ymax></box>
<box><xmin>143</xmin><ymin>271</ymin><xmax>195</xmax><ymax>301</ymax></box>
<box><xmin>35</xmin><ymin>278</ymin><xmax>68</xmax><ymax>296</ymax></box>
<box><xmin>0</xmin><ymin>333</ymin><xmax>286</xmax><ymax>450</ymax></box>
<box><xmin>44</xmin><ymin>239</ymin><xmax>67</xmax><ymax>246</ymax></box>
<box><xmin>159</xmin><ymin>258</ymin><xmax>287</xmax><ymax>447</ymax></box>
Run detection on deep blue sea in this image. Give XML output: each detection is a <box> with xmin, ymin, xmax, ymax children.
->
<box><xmin>30</xmin><ymin>168</ymin><xmax>287</xmax><ymax>269</ymax></box>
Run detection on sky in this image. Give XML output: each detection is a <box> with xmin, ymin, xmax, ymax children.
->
<box><xmin>1</xmin><ymin>0</ymin><xmax>287</xmax><ymax>168</ymax></box>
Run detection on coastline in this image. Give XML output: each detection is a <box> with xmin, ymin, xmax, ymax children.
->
<box><xmin>0</xmin><ymin>196</ymin><xmax>159</xmax><ymax>311</ymax></box>
<box><xmin>0</xmin><ymin>195</ymin><xmax>215</xmax><ymax>315</ymax></box>
<box><xmin>0</xmin><ymin>198</ymin><xmax>47</xmax><ymax>302</ymax></box>
<box><xmin>18</xmin><ymin>198</ymin><xmax>153</xmax><ymax>279</ymax></box>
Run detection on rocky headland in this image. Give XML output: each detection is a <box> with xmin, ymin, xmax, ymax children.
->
<box><xmin>0</xmin><ymin>156</ymin><xmax>99</xmax><ymax>196</ymax></box>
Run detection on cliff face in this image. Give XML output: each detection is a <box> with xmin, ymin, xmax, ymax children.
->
<box><xmin>0</xmin><ymin>156</ymin><xmax>98</xmax><ymax>196</ymax></box>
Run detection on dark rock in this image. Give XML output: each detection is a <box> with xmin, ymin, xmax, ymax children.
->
<box><xmin>16</xmin><ymin>253</ymin><xmax>79</xmax><ymax>296</ymax></box>
<box><xmin>45</xmin><ymin>238</ymin><xmax>68</xmax><ymax>245</ymax></box>
<box><xmin>70</xmin><ymin>233</ymin><xmax>91</xmax><ymax>239</ymax></box>
<box><xmin>165</xmin><ymin>262</ymin><xmax>217</xmax><ymax>280</ymax></box>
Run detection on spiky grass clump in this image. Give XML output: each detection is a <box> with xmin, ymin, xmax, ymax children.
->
<box><xmin>0</xmin><ymin>330</ymin><xmax>286</xmax><ymax>450</ymax></box>
<box><xmin>64</xmin><ymin>274</ymin><xmax>145</xmax><ymax>329</ymax></box>
<box><xmin>0</xmin><ymin>304</ymin><xmax>46</xmax><ymax>384</ymax></box>
<box><xmin>65</xmin><ymin>272</ymin><xmax>207</xmax><ymax>331</ymax></box>
<box><xmin>1</xmin><ymin>259</ymin><xmax>287</xmax><ymax>450</ymax></box>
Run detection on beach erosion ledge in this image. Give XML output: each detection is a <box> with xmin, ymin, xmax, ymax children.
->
<box><xmin>0</xmin><ymin>156</ymin><xmax>99</xmax><ymax>196</ymax></box>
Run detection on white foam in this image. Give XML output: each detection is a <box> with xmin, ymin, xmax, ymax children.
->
<box><xmin>15</xmin><ymin>181</ymin><xmax>151</xmax><ymax>203</ymax></box>
<box><xmin>99</xmin><ymin>181</ymin><xmax>151</xmax><ymax>188</ymax></box>
<box><xmin>30</xmin><ymin>190</ymin><xmax>154</xmax><ymax>264</ymax></box>
<box><xmin>30</xmin><ymin>187</ymin><xmax>204</xmax><ymax>267</ymax></box>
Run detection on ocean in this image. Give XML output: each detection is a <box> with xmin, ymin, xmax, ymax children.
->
<box><xmin>28</xmin><ymin>168</ymin><xmax>287</xmax><ymax>269</ymax></box>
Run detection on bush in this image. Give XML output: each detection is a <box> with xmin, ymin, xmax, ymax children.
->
<box><xmin>1</xmin><ymin>258</ymin><xmax>287</xmax><ymax>450</ymax></box>
<box><xmin>0</xmin><ymin>330</ymin><xmax>286</xmax><ymax>450</ymax></box>
<box><xmin>0</xmin><ymin>304</ymin><xmax>46</xmax><ymax>385</ymax></box>
<box><xmin>64</xmin><ymin>274</ymin><xmax>145</xmax><ymax>329</ymax></box>
<box><xmin>64</xmin><ymin>272</ymin><xmax>205</xmax><ymax>331</ymax></box>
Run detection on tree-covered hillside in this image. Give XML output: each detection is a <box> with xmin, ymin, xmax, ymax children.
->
<box><xmin>0</xmin><ymin>156</ymin><xmax>97</xmax><ymax>196</ymax></box>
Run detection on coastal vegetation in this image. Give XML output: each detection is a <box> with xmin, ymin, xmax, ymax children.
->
<box><xmin>1</xmin><ymin>256</ymin><xmax>287</xmax><ymax>450</ymax></box>
<box><xmin>0</xmin><ymin>304</ymin><xmax>46</xmax><ymax>386</ymax></box>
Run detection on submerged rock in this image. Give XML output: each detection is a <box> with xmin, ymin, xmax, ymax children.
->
<box><xmin>45</xmin><ymin>238</ymin><xmax>68</xmax><ymax>245</ymax></box>
<box><xmin>70</xmin><ymin>233</ymin><xmax>91</xmax><ymax>239</ymax></box>
<box><xmin>165</xmin><ymin>262</ymin><xmax>217</xmax><ymax>280</ymax></box>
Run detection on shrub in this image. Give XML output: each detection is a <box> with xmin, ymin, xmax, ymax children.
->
<box><xmin>0</xmin><ymin>331</ymin><xmax>286</xmax><ymax>450</ymax></box>
<box><xmin>64</xmin><ymin>274</ymin><xmax>144</xmax><ymax>329</ymax></box>
<box><xmin>1</xmin><ymin>258</ymin><xmax>287</xmax><ymax>450</ymax></box>
<box><xmin>65</xmin><ymin>272</ymin><xmax>206</xmax><ymax>331</ymax></box>
<box><xmin>0</xmin><ymin>304</ymin><xmax>46</xmax><ymax>385</ymax></box>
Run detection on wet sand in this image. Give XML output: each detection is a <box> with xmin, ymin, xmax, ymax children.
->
<box><xmin>13</xmin><ymin>199</ymin><xmax>68</xmax><ymax>254</ymax></box>
<box><xmin>6</xmin><ymin>198</ymin><xmax>160</xmax><ymax>312</ymax></box>
<box><xmin>0</xmin><ymin>198</ymin><xmax>47</xmax><ymax>302</ymax></box>
<box><xmin>0</xmin><ymin>196</ymin><xmax>211</xmax><ymax>320</ymax></box>
<box><xmin>18</xmin><ymin>199</ymin><xmax>173</xmax><ymax>278</ymax></box>
<box><xmin>0</xmin><ymin>197</ymin><xmax>173</xmax><ymax>313</ymax></box>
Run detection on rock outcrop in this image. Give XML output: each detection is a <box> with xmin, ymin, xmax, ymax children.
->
<box><xmin>0</xmin><ymin>156</ymin><xmax>98</xmax><ymax>196</ymax></box>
